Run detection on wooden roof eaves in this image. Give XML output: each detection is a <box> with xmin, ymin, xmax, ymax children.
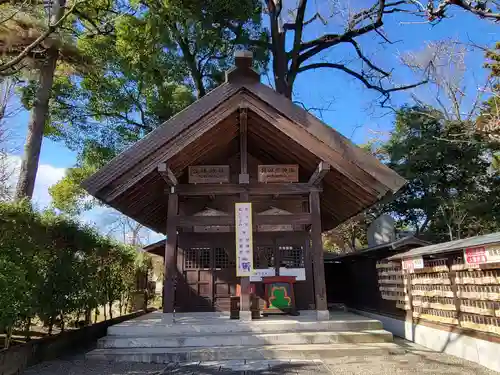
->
<box><xmin>101</xmin><ymin>97</ymin><xmax>242</xmax><ymax>203</ymax></box>
<box><xmin>82</xmin><ymin>76</ymin><xmax>405</xmax><ymax>206</ymax></box>
<box><xmin>240</xmin><ymin>82</ymin><xmax>407</xmax><ymax>195</ymax></box>
<box><xmin>81</xmin><ymin>81</ymin><xmax>244</xmax><ymax>196</ymax></box>
<box><xmin>241</xmin><ymin>91</ymin><xmax>392</xmax><ymax>199</ymax></box>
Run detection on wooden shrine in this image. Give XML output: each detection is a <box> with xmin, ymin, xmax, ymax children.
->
<box><xmin>81</xmin><ymin>51</ymin><xmax>406</xmax><ymax>319</ymax></box>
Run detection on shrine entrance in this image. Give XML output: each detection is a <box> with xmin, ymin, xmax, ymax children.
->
<box><xmin>175</xmin><ymin>232</ymin><xmax>313</xmax><ymax>313</ymax></box>
<box><xmin>82</xmin><ymin>51</ymin><xmax>405</xmax><ymax>321</ymax></box>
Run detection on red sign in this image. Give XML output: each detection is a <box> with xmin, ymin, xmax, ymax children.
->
<box><xmin>465</xmin><ymin>246</ymin><xmax>488</xmax><ymax>265</ymax></box>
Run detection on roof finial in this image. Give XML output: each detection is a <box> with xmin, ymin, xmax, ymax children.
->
<box><xmin>225</xmin><ymin>50</ymin><xmax>259</xmax><ymax>83</ymax></box>
<box><xmin>235</xmin><ymin>50</ymin><xmax>253</xmax><ymax>69</ymax></box>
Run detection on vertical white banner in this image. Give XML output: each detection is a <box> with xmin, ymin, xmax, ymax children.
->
<box><xmin>235</xmin><ymin>202</ymin><xmax>254</xmax><ymax>276</ymax></box>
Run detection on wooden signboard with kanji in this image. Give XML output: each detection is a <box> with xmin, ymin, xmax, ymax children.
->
<box><xmin>188</xmin><ymin>165</ymin><xmax>230</xmax><ymax>184</ymax></box>
<box><xmin>258</xmin><ymin>165</ymin><xmax>299</xmax><ymax>183</ymax></box>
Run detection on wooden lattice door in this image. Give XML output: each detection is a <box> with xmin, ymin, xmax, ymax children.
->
<box><xmin>213</xmin><ymin>246</ymin><xmax>237</xmax><ymax>311</ymax></box>
<box><xmin>176</xmin><ymin>234</ymin><xmax>237</xmax><ymax>312</ymax></box>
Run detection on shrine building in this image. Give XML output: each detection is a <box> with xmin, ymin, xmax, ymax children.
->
<box><xmin>82</xmin><ymin>51</ymin><xmax>406</xmax><ymax>321</ymax></box>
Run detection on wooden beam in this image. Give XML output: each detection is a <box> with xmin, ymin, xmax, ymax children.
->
<box><xmin>158</xmin><ymin>163</ymin><xmax>178</xmax><ymax>186</ymax></box>
<box><xmin>239</xmin><ymin>107</ymin><xmax>249</xmax><ymax>184</ymax></box>
<box><xmin>308</xmin><ymin>161</ymin><xmax>331</xmax><ymax>186</ymax></box>
<box><xmin>310</xmin><ymin>190</ymin><xmax>327</xmax><ymax>312</ymax></box>
<box><xmin>175</xmin><ymin>213</ymin><xmax>311</xmax><ymax>227</ymax></box>
<box><xmin>163</xmin><ymin>192</ymin><xmax>178</xmax><ymax>313</ymax></box>
<box><xmin>176</xmin><ymin>183</ymin><xmax>321</xmax><ymax>196</ymax></box>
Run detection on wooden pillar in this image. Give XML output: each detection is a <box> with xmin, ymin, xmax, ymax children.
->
<box><xmin>239</xmin><ymin>107</ymin><xmax>251</xmax><ymax>319</ymax></box>
<box><xmin>239</xmin><ymin>107</ymin><xmax>249</xmax><ymax>184</ymax></box>
<box><xmin>163</xmin><ymin>188</ymin><xmax>178</xmax><ymax>313</ymax></box>
<box><xmin>310</xmin><ymin>190</ymin><xmax>328</xmax><ymax>319</ymax></box>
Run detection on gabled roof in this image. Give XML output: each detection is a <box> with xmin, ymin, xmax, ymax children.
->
<box><xmin>324</xmin><ymin>236</ymin><xmax>430</xmax><ymax>263</ymax></box>
<box><xmin>81</xmin><ymin>54</ymin><xmax>406</xmax><ymax>233</ymax></box>
<box><xmin>388</xmin><ymin>232</ymin><xmax>500</xmax><ymax>260</ymax></box>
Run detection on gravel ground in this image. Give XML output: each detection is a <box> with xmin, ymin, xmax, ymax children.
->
<box><xmin>24</xmin><ymin>340</ymin><xmax>499</xmax><ymax>375</ymax></box>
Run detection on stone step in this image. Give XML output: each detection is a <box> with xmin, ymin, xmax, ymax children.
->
<box><xmin>98</xmin><ymin>330</ymin><xmax>393</xmax><ymax>349</ymax></box>
<box><xmin>107</xmin><ymin>319</ymin><xmax>383</xmax><ymax>337</ymax></box>
<box><xmin>87</xmin><ymin>343</ymin><xmax>405</xmax><ymax>363</ymax></box>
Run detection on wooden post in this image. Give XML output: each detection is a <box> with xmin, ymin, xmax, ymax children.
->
<box><xmin>238</xmin><ymin>192</ymin><xmax>252</xmax><ymax>320</ymax></box>
<box><xmin>239</xmin><ymin>107</ymin><xmax>249</xmax><ymax>184</ymax></box>
<box><xmin>239</xmin><ymin>106</ymin><xmax>251</xmax><ymax>320</ymax></box>
<box><xmin>163</xmin><ymin>188</ymin><xmax>178</xmax><ymax>313</ymax></box>
<box><xmin>447</xmin><ymin>256</ymin><xmax>461</xmax><ymax>328</ymax></box>
<box><xmin>310</xmin><ymin>190</ymin><xmax>328</xmax><ymax>320</ymax></box>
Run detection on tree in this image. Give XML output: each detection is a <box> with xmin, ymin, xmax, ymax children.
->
<box><xmin>137</xmin><ymin>0</ymin><xmax>268</xmax><ymax>99</ymax></box>
<box><xmin>0</xmin><ymin>77</ymin><xmax>19</xmax><ymax>200</ymax></box>
<box><xmin>323</xmin><ymin>215</ymin><xmax>369</xmax><ymax>253</ymax></box>
<box><xmin>383</xmin><ymin>106</ymin><xmax>500</xmax><ymax>242</ymax></box>
<box><xmin>11</xmin><ymin>0</ymin><xmax>122</xmax><ymax>199</ymax></box>
<box><xmin>477</xmin><ymin>42</ymin><xmax>500</xmax><ymax>141</ymax></box>
<box><xmin>12</xmin><ymin>0</ymin><xmax>66</xmax><ymax>199</ymax></box>
<box><xmin>47</xmin><ymin>0</ymin><xmax>268</xmax><ymax>213</ymax></box>
<box><xmin>255</xmin><ymin>0</ymin><xmax>433</xmax><ymax>100</ymax></box>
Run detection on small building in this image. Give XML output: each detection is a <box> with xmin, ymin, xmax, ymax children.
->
<box><xmin>324</xmin><ymin>236</ymin><xmax>429</xmax><ymax>311</ymax></box>
<box><xmin>327</xmin><ymin>232</ymin><xmax>500</xmax><ymax>373</ymax></box>
<box><xmin>81</xmin><ymin>51</ymin><xmax>405</xmax><ymax>320</ymax></box>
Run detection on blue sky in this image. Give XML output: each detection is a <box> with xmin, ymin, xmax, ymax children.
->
<box><xmin>5</xmin><ymin>4</ymin><xmax>498</xmax><ymax>242</ymax></box>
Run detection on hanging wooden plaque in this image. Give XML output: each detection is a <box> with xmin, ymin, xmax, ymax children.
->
<box><xmin>258</xmin><ymin>165</ymin><xmax>299</xmax><ymax>183</ymax></box>
<box><xmin>188</xmin><ymin>165</ymin><xmax>230</xmax><ymax>184</ymax></box>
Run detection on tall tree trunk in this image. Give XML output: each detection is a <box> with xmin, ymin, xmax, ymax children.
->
<box><xmin>60</xmin><ymin>313</ymin><xmax>65</xmax><ymax>333</ymax></box>
<box><xmin>14</xmin><ymin>0</ymin><xmax>66</xmax><ymax>199</ymax></box>
<box><xmin>85</xmin><ymin>308</ymin><xmax>91</xmax><ymax>326</ymax></box>
<box><xmin>24</xmin><ymin>316</ymin><xmax>31</xmax><ymax>341</ymax></box>
<box><xmin>268</xmin><ymin>3</ymin><xmax>290</xmax><ymax>98</ymax></box>
<box><xmin>15</xmin><ymin>49</ymin><xmax>59</xmax><ymax>199</ymax></box>
<box><xmin>108</xmin><ymin>302</ymin><xmax>113</xmax><ymax>319</ymax></box>
<box><xmin>48</xmin><ymin>316</ymin><xmax>54</xmax><ymax>336</ymax></box>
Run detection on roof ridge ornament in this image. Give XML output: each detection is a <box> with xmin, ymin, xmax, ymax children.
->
<box><xmin>225</xmin><ymin>50</ymin><xmax>260</xmax><ymax>83</ymax></box>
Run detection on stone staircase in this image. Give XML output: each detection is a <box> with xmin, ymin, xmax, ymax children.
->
<box><xmin>86</xmin><ymin>311</ymin><xmax>404</xmax><ymax>363</ymax></box>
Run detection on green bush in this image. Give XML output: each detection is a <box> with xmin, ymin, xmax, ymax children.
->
<box><xmin>0</xmin><ymin>200</ymin><xmax>146</xmax><ymax>348</ymax></box>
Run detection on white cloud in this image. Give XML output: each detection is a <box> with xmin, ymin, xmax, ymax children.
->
<box><xmin>7</xmin><ymin>154</ymin><xmax>66</xmax><ymax>209</ymax></box>
<box><xmin>6</xmin><ymin>154</ymin><xmax>165</xmax><ymax>245</ymax></box>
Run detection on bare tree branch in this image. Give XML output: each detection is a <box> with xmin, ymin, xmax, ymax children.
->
<box><xmin>297</xmin><ymin>62</ymin><xmax>428</xmax><ymax>104</ymax></box>
<box><xmin>297</xmin><ymin>0</ymin><xmax>407</xmax><ymax>64</ymax></box>
<box><xmin>349</xmin><ymin>39</ymin><xmax>390</xmax><ymax>77</ymax></box>
<box><xmin>427</xmin><ymin>0</ymin><xmax>500</xmax><ymax>21</ymax></box>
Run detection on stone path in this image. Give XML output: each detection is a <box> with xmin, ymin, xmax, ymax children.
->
<box><xmin>24</xmin><ymin>339</ymin><xmax>498</xmax><ymax>375</ymax></box>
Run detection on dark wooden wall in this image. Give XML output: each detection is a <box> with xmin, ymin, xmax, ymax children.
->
<box><xmin>174</xmin><ymin>232</ymin><xmax>315</xmax><ymax>312</ymax></box>
<box><xmin>324</xmin><ymin>246</ymin><xmax>416</xmax><ymax>318</ymax></box>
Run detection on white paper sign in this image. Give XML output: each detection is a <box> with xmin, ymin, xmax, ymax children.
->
<box><xmin>249</xmin><ymin>268</ymin><xmax>275</xmax><ymax>282</ymax></box>
<box><xmin>235</xmin><ymin>203</ymin><xmax>254</xmax><ymax>276</ymax></box>
<box><xmin>402</xmin><ymin>256</ymin><xmax>424</xmax><ymax>272</ymax></box>
<box><xmin>279</xmin><ymin>267</ymin><xmax>306</xmax><ymax>281</ymax></box>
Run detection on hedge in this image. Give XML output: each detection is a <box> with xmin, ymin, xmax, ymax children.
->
<box><xmin>0</xmin><ymin>200</ymin><xmax>150</xmax><ymax>348</ymax></box>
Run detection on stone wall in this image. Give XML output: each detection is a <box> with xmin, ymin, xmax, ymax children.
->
<box><xmin>0</xmin><ymin>309</ymin><xmax>153</xmax><ymax>375</ymax></box>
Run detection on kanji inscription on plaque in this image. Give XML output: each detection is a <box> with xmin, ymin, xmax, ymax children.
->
<box><xmin>235</xmin><ymin>202</ymin><xmax>254</xmax><ymax>276</ymax></box>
